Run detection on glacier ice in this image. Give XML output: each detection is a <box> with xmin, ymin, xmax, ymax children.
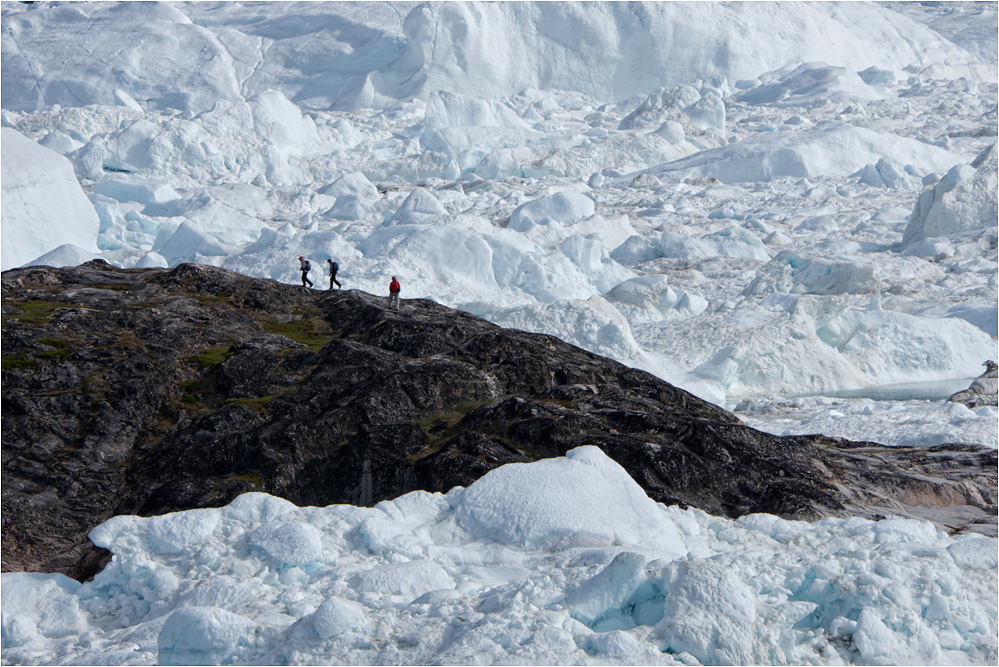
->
<box><xmin>1</xmin><ymin>128</ymin><xmax>101</xmax><ymax>269</ymax></box>
<box><xmin>902</xmin><ymin>142</ymin><xmax>999</xmax><ymax>247</ymax></box>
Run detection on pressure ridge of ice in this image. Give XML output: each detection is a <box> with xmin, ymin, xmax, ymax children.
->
<box><xmin>1</xmin><ymin>448</ymin><xmax>996</xmax><ymax>666</ymax></box>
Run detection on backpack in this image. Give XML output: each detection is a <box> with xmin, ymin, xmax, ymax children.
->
<box><xmin>330</xmin><ymin>261</ymin><xmax>339</xmax><ymax>272</ymax></box>
<box><xmin>303</xmin><ymin>260</ymin><xmax>311</xmax><ymax>271</ymax></box>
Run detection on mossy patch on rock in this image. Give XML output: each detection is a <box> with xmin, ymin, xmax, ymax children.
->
<box><xmin>37</xmin><ymin>337</ymin><xmax>75</xmax><ymax>361</ymax></box>
<box><xmin>2</xmin><ymin>355</ymin><xmax>37</xmax><ymax>369</ymax></box>
<box><xmin>225</xmin><ymin>392</ymin><xmax>291</xmax><ymax>415</ymax></box>
<box><xmin>2</xmin><ymin>300</ymin><xmax>72</xmax><ymax>325</ymax></box>
<box><xmin>188</xmin><ymin>347</ymin><xmax>234</xmax><ymax>368</ymax></box>
<box><xmin>262</xmin><ymin>317</ymin><xmax>337</xmax><ymax>351</ymax></box>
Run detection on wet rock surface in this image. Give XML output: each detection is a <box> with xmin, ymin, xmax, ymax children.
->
<box><xmin>3</xmin><ymin>261</ymin><xmax>997</xmax><ymax>580</ymax></box>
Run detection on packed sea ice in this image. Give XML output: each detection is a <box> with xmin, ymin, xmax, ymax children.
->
<box><xmin>2</xmin><ymin>2</ymin><xmax>995</xmax><ymax>432</ymax></box>
<box><xmin>1</xmin><ymin>3</ymin><xmax>997</xmax><ymax>664</ymax></box>
<box><xmin>1</xmin><ymin>448</ymin><xmax>996</xmax><ymax>666</ymax></box>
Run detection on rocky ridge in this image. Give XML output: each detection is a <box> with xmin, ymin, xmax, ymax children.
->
<box><xmin>3</xmin><ymin>261</ymin><xmax>996</xmax><ymax>580</ymax></box>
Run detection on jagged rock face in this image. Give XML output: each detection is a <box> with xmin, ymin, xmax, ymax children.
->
<box><xmin>3</xmin><ymin>262</ymin><xmax>997</xmax><ymax>580</ymax></box>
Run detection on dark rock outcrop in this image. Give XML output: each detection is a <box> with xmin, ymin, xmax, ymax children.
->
<box><xmin>949</xmin><ymin>360</ymin><xmax>998</xmax><ymax>408</ymax></box>
<box><xmin>3</xmin><ymin>262</ymin><xmax>996</xmax><ymax>580</ymax></box>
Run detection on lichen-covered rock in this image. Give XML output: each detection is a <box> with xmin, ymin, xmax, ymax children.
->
<box><xmin>2</xmin><ymin>262</ymin><xmax>996</xmax><ymax>580</ymax></box>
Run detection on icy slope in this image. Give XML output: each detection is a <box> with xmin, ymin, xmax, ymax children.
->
<box><xmin>645</xmin><ymin>121</ymin><xmax>967</xmax><ymax>183</ymax></box>
<box><xmin>903</xmin><ymin>142</ymin><xmax>999</xmax><ymax>247</ymax></box>
<box><xmin>0</xmin><ymin>1</ymin><xmax>986</xmax><ymax>112</ymax></box>
<box><xmin>0</xmin><ymin>128</ymin><xmax>100</xmax><ymax>270</ymax></box>
<box><xmin>380</xmin><ymin>1</ymin><xmax>989</xmax><ymax>106</ymax></box>
<box><xmin>2</xmin><ymin>448</ymin><xmax>996</xmax><ymax>666</ymax></box>
<box><xmin>1</xmin><ymin>2</ymin><xmax>243</xmax><ymax>113</ymax></box>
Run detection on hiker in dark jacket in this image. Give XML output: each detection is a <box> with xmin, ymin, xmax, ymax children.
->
<box><xmin>299</xmin><ymin>256</ymin><xmax>313</xmax><ymax>287</ymax></box>
<box><xmin>327</xmin><ymin>259</ymin><xmax>342</xmax><ymax>290</ymax></box>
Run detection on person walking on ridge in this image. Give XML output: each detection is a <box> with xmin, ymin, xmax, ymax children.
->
<box><xmin>388</xmin><ymin>276</ymin><xmax>401</xmax><ymax>311</ymax></box>
<box><xmin>299</xmin><ymin>256</ymin><xmax>313</xmax><ymax>288</ymax></box>
<box><xmin>327</xmin><ymin>258</ymin><xmax>342</xmax><ymax>290</ymax></box>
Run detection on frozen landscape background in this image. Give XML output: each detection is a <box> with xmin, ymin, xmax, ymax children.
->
<box><xmin>1</xmin><ymin>1</ymin><xmax>996</xmax><ymax>665</ymax></box>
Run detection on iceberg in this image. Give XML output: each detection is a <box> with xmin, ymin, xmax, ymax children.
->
<box><xmin>1</xmin><ymin>129</ymin><xmax>101</xmax><ymax>270</ymax></box>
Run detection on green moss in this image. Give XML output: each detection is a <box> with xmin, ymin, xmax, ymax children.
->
<box><xmin>540</xmin><ymin>398</ymin><xmax>577</xmax><ymax>410</ymax></box>
<box><xmin>38</xmin><ymin>337</ymin><xmax>73</xmax><ymax>348</ymax></box>
<box><xmin>406</xmin><ymin>399</ymin><xmax>495</xmax><ymax>464</ymax></box>
<box><xmin>118</xmin><ymin>332</ymin><xmax>147</xmax><ymax>352</ymax></box>
<box><xmin>37</xmin><ymin>337</ymin><xmax>74</xmax><ymax>361</ymax></box>
<box><xmin>2</xmin><ymin>355</ymin><xmax>37</xmax><ymax>369</ymax></box>
<box><xmin>196</xmin><ymin>292</ymin><xmax>234</xmax><ymax>306</ymax></box>
<box><xmin>179</xmin><ymin>376</ymin><xmax>215</xmax><ymax>409</ymax></box>
<box><xmin>189</xmin><ymin>347</ymin><xmax>233</xmax><ymax>368</ymax></box>
<box><xmin>404</xmin><ymin>442</ymin><xmax>446</xmax><ymax>465</ymax></box>
<box><xmin>263</xmin><ymin>318</ymin><xmax>337</xmax><ymax>351</ymax></box>
<box><xmin>454</xmin><ymin>398</ymin><xmax>492</xmax><ymax>413</ymax></box>
<box><xmin>2</xmin><ymin>301</ymin><xmax>70</xmax><ymax>326</ymax></box>
<box><xmin>413</xmin><ymin>399</ymin><xmax>492</xmax><ymax>431</ymax></box>
<box><xmin>513</xmin><ymin>443</ymin><xmax>539</xmax><ymax>460</ymax></box>
<box><xmin>350</xmin><ymin>331</ymin><xmax>372</xmax><ymax>345</ymax></box>
<box><xmin>173</xmin><ymin>376</ymin><xmax>215</xmax><ymax>413</ymax></box>
<box><xmin>225</xmin><ymin>392</ymin><xmax>289</xmax><ymax>414</ymax></box>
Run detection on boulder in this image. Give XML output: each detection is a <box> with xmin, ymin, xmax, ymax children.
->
<box><xmin>949</xmin><ymin>360</ymin><xmax>998</xmax><ymax>409</ymax></box>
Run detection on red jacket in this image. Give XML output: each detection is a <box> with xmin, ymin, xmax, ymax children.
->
<box><xmin>389</xmin><ymin>278</ymin><xmax>400</xmax><ymax>294</ymax></box>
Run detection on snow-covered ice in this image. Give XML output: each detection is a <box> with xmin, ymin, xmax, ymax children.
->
<box><xmin>1</xmin><ymin>448</ymin><xmax>995</xmax><ymax>666</ymax></box>
<box><xmin>903</xmin><ymin>142</ymin><xmax>998</xmax><ymax>247</ymax></box>
<box><xmin>1</xmin><ymin>128</ymin><xmax>100</xmax><ymax>270</ymax></box>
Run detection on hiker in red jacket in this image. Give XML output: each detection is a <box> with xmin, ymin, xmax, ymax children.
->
<box><xmin>388</xmin><ymin>276</ymin><xmax>401</xmax><ymax>311</ymax></box>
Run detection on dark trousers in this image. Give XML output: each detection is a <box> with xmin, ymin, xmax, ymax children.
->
<box><xmin>302</xmin><ymin>271</ymin><xmax>313</xmax><ymax>287</ymax></box>
<box><xmin>329</xmin><ymin>273</ymin><xmax>341</xmax><ymax>290</ymax></box>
